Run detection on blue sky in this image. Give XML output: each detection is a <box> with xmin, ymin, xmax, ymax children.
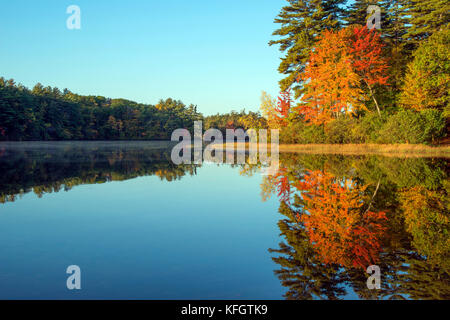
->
<box><xmin>0</xmin><ymin>0</ymin><xmax>286</xmax><ymax>115</ymax></box>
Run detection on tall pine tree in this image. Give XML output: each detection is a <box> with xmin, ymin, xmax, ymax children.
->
<box><xmin>344</xmin><ymin>0</ymin><xmax>384</xmax><ymax>26</ymax></box>
<box><xmin>269</xmin><ymin>0</ymin><xmax>346</xmax><ymax>98</ymax></box>
<box><xmin>403</xmin><ymin>0</ymin><xmax>450</xmax><ymax>46</ymax></box>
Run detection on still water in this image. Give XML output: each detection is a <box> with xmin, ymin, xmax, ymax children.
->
<box><xmin>0</xmin><ymin>142</ymin><xmax>448</xmax><ymax>299</ymax></box>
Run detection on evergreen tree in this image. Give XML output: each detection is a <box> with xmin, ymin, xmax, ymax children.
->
<box><xmin>344</xmin><ymin>0</ymin><xmax>384</xmax><ymax>26</ymax></box>
<box><xmin>269</xmin><ymin>0</ymin><xmax>346</xmax><ymax>98</ymax></box>
<box><xmin>403</xmin><ymin>0</ymin><xmax>450</xmax><ymax>45</ymax></box>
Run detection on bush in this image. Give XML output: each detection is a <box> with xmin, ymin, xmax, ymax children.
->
<box><xmin>279</xmin><ymin>110</ymin><xmax>445</xmax><ymax>144</ymax></box>
<box><xmin>378</xmin><ymin>110</ymin><xmax>446</xmax><ymax>144</ymax></box>
<box><xmin>357</xmin><ymin>112</ymin><xmax>387</xmax><ymax>143</ymax></box>
<box><xmin>420</xmin><ymin>109</ymin><xmax>446</xmax><ymax>144</ymax></box>
<box><xmin>378</xmin><ymin>110</ymin><xmax>423</xmax><ymax>143</ymax></box>
<box><xmin>324</xmin><ymin>117</ymin><xmax>359</xmax><ymax>143</ymax></box>
<box><xmin>280</xmin><ymin>121</ymin><xmax>325</xmax><ymax>144</ymax></box>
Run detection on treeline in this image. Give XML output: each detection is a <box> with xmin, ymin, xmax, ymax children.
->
<box><xmin>203</xmin><ymin>110</ymin><xmax>267</xmax><ymax>133</ymax></box>
<box><xmin>0</xmin><ymin>78</ymin><xmax>269</xmax><ymax>141</ymax></box>
<box><xmin>266</xmin><ymin>0</ymin><xmax>449</xmax><ymax>144</ymax></box>
<box><xmin>0</xmin><ymin>78</ymin><xmax>202</xmax><ymax>141</ymax></box>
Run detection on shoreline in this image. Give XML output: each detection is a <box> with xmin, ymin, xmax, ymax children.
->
<box><xmin>212</xmin><ymin>142</ymin><xmax>450</xmax><ymax>158</ymax></box>
<box><xmin>1</xmin><ymin>141</ymin><xmax>449</xmax><ymax>158</ymax></box>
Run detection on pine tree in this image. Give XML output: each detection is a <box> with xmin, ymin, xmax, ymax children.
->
<box><xmin>344</xmin><ymin>0</ymin><xmax>384</xmax><ymax>26</ymax></box>
<box><xmin>403</xmin><ymin>0</ymin><xmax>450</xmax><ymax>45</ymax></box>
<box><xmin>269</xmin><ymin>0</ymin><xmax>346</xmax><ymax>98</ymax></box>
<box><xmin>344</xmin><ymin>0</ymin><xmax>410</xmax><ymax>47</ymax></box>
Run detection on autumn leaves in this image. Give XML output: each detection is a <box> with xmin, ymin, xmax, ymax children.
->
<box><xmin>295</xmin><ymin>170</ymin><xmax>387</xmax><ymax>269</ymax></box>
<box><xmin>274</xmin><ymin>26</ymin><xmax>389</xmax><ymax>126</ymax></box>
<box><xmin>267</xmin><ymin>165</ymin><xmax>387</xmax><ymax>269</ymax></box>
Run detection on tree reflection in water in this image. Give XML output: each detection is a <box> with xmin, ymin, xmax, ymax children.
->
<box><xmin>255</xmin><ymin>154</ymin><xmax>449</xmax><ymax>300</ymax></box>
<box><xmin>0</xmin><ymin>143</ymin><xmax>448</xmax><ymax>299</ymax></box>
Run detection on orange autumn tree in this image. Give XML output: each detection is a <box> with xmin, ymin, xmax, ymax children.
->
<box><xmin>297</xmin><ymin>28</ymin><xmax>363</xmax><ymax>125</ymax></box>
<box><xmin>294</xmin><ymin>170</ymin><xmax>387</xmax><ymax>269</ymax></box>
<box><xmin>297</xmin><ymin>26</ymin><xmax>388</xmax><ymax>124</ymax></box>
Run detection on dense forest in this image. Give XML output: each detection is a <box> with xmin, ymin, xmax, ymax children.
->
<box><xmin>0</xmin><ymin>0</ymin><xmax>448</xmax><ymax>144</ymax></box>
<box><xmin>263</xmin><ymin>0</ymin><xmax>449</xmax><ymax>145</ymax></box>
<box><xmin>0</xmin><ymin>78</ymin><xmax>203</xmax><ymax>141</ymax></box>
<box><xmin>0</xmin><ymin>78</ymin><xmax>268</xmax><ymax>141</ymax></box>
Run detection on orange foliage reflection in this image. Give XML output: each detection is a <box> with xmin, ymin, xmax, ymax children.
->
<box><xmin>294</xmin><ymin>170</ymin><xmax>387</xmax><ymax>269</ymax></box>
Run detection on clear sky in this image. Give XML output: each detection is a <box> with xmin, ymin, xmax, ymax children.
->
<box><xmin>0</xmin><ymin>0</ymin><xmax>286</xmax><ymax>115</ymax></box>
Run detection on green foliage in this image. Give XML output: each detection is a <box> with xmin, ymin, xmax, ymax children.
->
<box><xmin>377</xmin><ymin>110</ymin><xmax>425</xmax><ymax>144</ymax></box>
<box><xmin>377</xmin><ymin>110</ymin><xmax>446</xmax><ymax>144</ymax></box>
<box><xmin>403</xmin><ymin>0</ymin><xmax>450</xmax><ymax>46</ymax></box>
<box><xmin>279</xmin><ymin>110</ymin><xmax>445</xmax><ymax>145</ymax></box>
<box><xmin>0</xmin><ymin>78</ymin><xmax>202</xmax><ymax>141</ymax></box>
<box><xmin>324</xmin><ymin>117</ymin><xmax>360</xmax><ymax>144</ymax></box>
<box><xmin>270</xmin><ymin>0</ymin><xmax>449</xmax><ymax>144</ymax></box>
<box><xmin>356</xmin><ymin>112</ymin><xmax>387</xmax><ymax>143</ymax></box>
<box><xmin>421</xmin><ymin>109</ymin><xmax>447</xmax><ymax>143</ymax></box>
<box><xmin>400</xmin><ymin>28</ymin><xmax>450</xmax><ymax>111</ymax></box>
<box><xmin>279</xmin><ymin>121</ymin><xmax>325</xmax><ymax>144</ymax></box>
<box><xmin>203</xmin><ymin>110</ymin><xmax>267</xmax><ymax>134</ymax></box>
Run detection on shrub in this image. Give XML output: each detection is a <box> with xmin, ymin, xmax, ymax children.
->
<box><xmin>378</xmin><ymin>110</ymin><xmax>424</xmax><ymax>143</ymax></box>
<box><xmin>357</xmin><ymin>112</ymin><xmax>387</xmax><ymax>143</ymax></box>
<box><xmin>324</xmin><ymin>117</ymin><xmax>359</xmax><ymax>143</ymax></box>
<box><xmin>378</xmin><ymin>110</ymin><xmax>446</xmax><ymax>144</ymax></box>
<box><xmin>280</xmin><ymin>121</ymin><xmax>325</xmax><ymax>144</ymax></box>
<box><xmin>420</xmin><ymin>109</ymin><xmax>446</xmax><ymax>144</ymax></box>
<box><xmin>279</xmin><ymin>110</ymin><xmax>445</xmax><ymax>144</ymax></box>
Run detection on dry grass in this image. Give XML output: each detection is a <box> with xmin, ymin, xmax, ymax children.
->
<box><xmin>212</xmin><ymin>143</ymin><xmax>450</xmax><ymax>158</ymax></box>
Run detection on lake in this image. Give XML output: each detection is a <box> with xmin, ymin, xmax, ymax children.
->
<box><xmin>0</xmin><ymin>141</ymin><xmax>448</xmax><ymax>299</ymax></box>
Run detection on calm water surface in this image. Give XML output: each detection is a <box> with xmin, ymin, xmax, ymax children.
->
<box><xmin>0</xmin><ymin>142</ymin><xmax>448</xmax><ymax>299</ymax></box>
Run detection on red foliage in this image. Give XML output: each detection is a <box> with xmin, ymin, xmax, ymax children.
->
<box><xmin>350</xmin><ymin>26</ymin><xmax>389</xmax><ymax>87</ymax></box>
<box><xmin>273</xmin><ymin>167</ymin><xmax>292</xmax><ymax>203</ymax></box>
<box><xmin>296</xmin><ymin>26</ymin><xmax>389</xmax><ymax>124</ymax></box>
<box><xmin>225</xmin><ymin>120</ymin><xmax>235</xmax><ymax>129</ymax></box>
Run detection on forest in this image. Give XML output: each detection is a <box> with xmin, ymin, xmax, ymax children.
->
<box><xmin>0</xmin><ymin>78</ymin><xmax>268</xmax><ymax>141</ymax></box>
<box><xmin>263</xmin><ymin>0</ymin><xmax>449</xmax><ymax>145</ymax></box>
<box><xmin>0</xmin><ymin>0</ymin><xmax>448</xmax><ymax>144</ymax></box>
<box><xmin>0</xmin><ymin>78</ymin><xmax>203</xmax><ymax>141</ymax></box>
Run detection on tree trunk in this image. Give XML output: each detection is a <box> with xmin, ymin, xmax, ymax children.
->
<box><xmin>365</xmin><ymin>80</ymin><xmax>381</xmax><ymax>118</ymax></box>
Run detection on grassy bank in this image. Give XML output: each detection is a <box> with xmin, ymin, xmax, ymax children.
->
<box><xmin>213</xmin><ymin>143</ymin><xmax>450</xmax><ymax>158</ymax></box>
<box><xmin>277</xmin><ymin>144</ymin><xmax>450</xmax><ymax>158</ymax></box>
